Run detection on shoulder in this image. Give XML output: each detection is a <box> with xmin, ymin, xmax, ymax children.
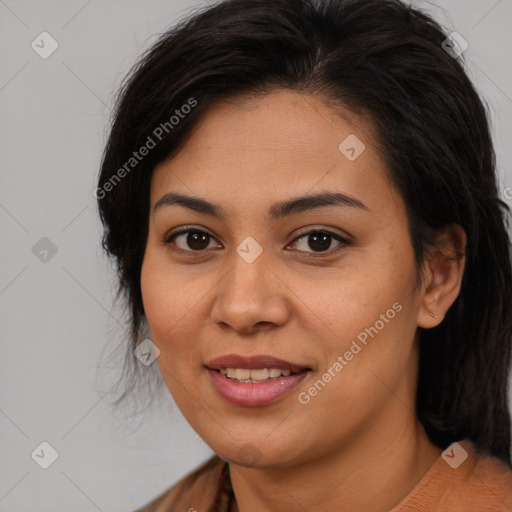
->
<box><xmin>461</xmin><ymin>444</ymin><xmax>512</xmax><ymax>510</ymax></box>
<box><xmin>392</xmin><ymin>439</ymin><xmax>512</xmax><ymax>512</ymax></box>
<box><xmin>132</xmin><ymin>455</ymin><xmax>228</xmax><ymax>512</ymax></box>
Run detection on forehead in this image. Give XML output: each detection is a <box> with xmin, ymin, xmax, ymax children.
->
<box><xmin>149</xmin><ymin>90</ymin><xmax>401</xmax><ymax>217</ymax></box>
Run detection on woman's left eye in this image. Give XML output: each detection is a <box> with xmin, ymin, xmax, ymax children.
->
<box><xmin>162</xmin><ymin>228</ymin><xmax>350</xmax><ymax>256</ymax></box>
<box><xmin>290</xmin><ymin>230</ymin><xmax>349</xmax><ymax>255</ymax></box>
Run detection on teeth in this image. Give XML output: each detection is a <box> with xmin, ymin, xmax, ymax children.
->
<box><xmin>235</xmin><ymin>369</ymin><xmax>251</xmax><ymax>380</ymax></box>
<box><xmin>249</xmin><ymin>369</ymin><xmax>269</xmax><ymax>381</ymax></box>
<box><xmin>219</xmin><ymin>368</ymin><xmax>296</xmax><ymax>381</ymax></box>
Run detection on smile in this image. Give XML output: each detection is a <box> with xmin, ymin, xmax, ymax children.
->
<box><xmin>205</xmin><ymin>354</ymin><xmax>311</xmax><ymax>406</ymax></box>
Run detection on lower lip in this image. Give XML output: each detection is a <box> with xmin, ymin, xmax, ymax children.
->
<box><xmin>207</xmin><ymin>368</ymin><xmax>310</xmax><ymax>407</ymax></box>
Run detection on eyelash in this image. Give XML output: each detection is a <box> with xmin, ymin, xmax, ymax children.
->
<box><xmin>162</xmin><ymin>227</ymin><xmax>351</xmax><ymax>258</ymax></box>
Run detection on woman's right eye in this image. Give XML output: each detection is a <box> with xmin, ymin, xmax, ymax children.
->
<box><xmin>163</xmin><ymin>229</ymin><xmax>221</xmax><ymax>252</ymax></box>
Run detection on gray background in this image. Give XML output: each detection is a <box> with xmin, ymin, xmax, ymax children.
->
<box><xmin>1</xmin><ymin>1</ymin><xmax>511</xmax><ymax>510</ymax></box>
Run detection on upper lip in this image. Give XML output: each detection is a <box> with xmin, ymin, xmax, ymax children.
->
<box><xmin>206</xmin><ymin>354</ymin><xmax>310</xmax><ymax>373</ymax></box>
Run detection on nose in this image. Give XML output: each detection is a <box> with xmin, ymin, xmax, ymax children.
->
<box><xmin>210</xmin><ymin>248</ymin><xmax>291</xmax><ymax>334</ymax></box>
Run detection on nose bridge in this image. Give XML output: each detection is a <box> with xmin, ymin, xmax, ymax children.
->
<box><xmin>211</xmin><ymin>239</ymin><xmax>289</xmax><ymax>331</ymax></box>
<box><xmin>223</xmin><ymin>241</ymin><xmax>271</xmax><ymax>309</ymax></box>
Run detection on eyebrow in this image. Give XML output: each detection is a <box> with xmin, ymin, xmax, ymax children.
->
<box><xmin>153</xmin><ymin>190</ymin><xmax>368</xmax><ymax>221</ymax></box>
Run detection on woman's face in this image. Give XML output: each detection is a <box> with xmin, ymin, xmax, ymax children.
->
<box><xmin>141</xmin><ymin>90</ymin><xmax>425</xmax><ymax>467</ymax></box>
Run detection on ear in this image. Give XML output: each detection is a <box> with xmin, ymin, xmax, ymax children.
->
<box><xmin>417</xmin><ymin>223</ymin><xmax>467</xmax><ymax>329</ymax></box>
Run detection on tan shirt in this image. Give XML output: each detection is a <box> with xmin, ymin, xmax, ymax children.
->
<box><xmin>133</xmin><ymin>439</ymin><xmax>512</xmax><ymax>511</ymax></box>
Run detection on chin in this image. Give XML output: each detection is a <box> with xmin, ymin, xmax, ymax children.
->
<box><xmin>212</xmin><ymin>438</ymin><xmax>305</xmax><ymax>469</ymax></box>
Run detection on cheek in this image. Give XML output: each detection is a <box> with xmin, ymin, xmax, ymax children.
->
<box><xmin>300</xmin><ymin>302</ymin><xmax>417</xmax><ymax>438</ymax></box>
<box><xmin>140</xmin><ymin>256</ymin><xmax>171</xmax><ymax>332</ymax></box>
<box><xmin>140</xmin><ymin>251</ymin><xmax>189</xmax><ymax>347</ymax></box>
<box><xmin>140</xmin><ymin>249</ymin><xmax>213</xmax><ymax>376</ymax></box>
<box><xmin>140</xmin><ymin>255</ymin><xmax>207</xmax><ymax>405</ymax></box>
<box><xmin>300</xmin><ymin>258</ymin><xmax>412</xmax><ymax>339</ymax></box>
<box><xmin>141</xmin><ymin>245</ymin><xmax>191</xmax><ymax>324</ymax></box>
<box><xmin>300</xmin><ymin>251</ymin><xmax>418</xmax><ymax>388</ymax></box>
<box><xmin>319</xmin><ymin>281</ymin><xmax>418</xmax><ymax>407</ymax></box>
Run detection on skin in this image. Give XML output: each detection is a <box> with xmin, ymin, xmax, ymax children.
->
<box><xmin>140</xmin><ymin>90</ymin><xmax>466</xmax><ymax>512</ymax></box>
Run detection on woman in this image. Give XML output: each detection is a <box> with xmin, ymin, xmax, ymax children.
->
<box><xmin>96</xmin><ymin>0</ymin><xmax>512</xmax><ymax>510</ymax></box>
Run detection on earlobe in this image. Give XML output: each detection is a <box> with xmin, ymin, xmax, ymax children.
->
<box><xmin>417</xmin><ymin>224</ymin><xmax>467</xmax><ymax>329</ymax></box>
<box><xmin>427</xmin><ymin>306</ymin><xmax>438</xmax><ymax>319</ymax></box>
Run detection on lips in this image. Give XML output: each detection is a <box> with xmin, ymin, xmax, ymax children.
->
<box><xmin>206</xmin><ymin>353</ymin><xmax>310</xmax><ymax>373</ymax></box>
<box><xmin>205</xmin><ymin>353</ymin><xmax>312</xmax><ymax>407</ymax></box>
